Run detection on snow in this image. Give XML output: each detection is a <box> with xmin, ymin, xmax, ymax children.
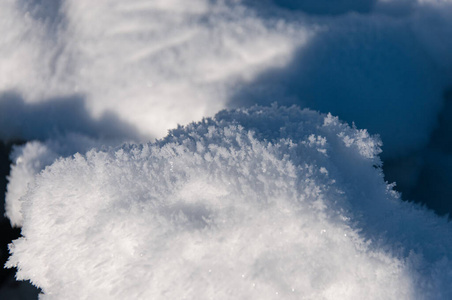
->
<box><xmin>4</xmin><ymin>0</ymin><xmax>450</xmax><ymax>149</ymax></box>
<box><xmin>6</xmin><ymin>106</ymin><xmax>452</xmax><ymax>299</ymax></box>
<box><xmin>1</xmin><ymin>0</ymin><xmax>452</xmax><ymax>298</ymax></box>
<box><xmin>2</xmin><ymin>0</ymin><xmax>452</xmax><ymax>160</ymax></box>
<box><xmin>5</xmin><ymin>134</ymin><xmax>108</xmax><ymax>227</ymax></box>
<box><xmin>0</xmin><ymin>0</ymin><xmax>307</xmax><ymax>140</ymax></box>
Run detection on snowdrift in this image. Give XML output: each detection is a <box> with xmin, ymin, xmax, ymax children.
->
<box><xmin>2</xmin><ymin>0</ymin><xmax>452</xmax><ymax>298</ymax></box>
<box><xmin>6</xmin><ymin>106</ymin><xmax>452</xmax><ymax>299</ymax></box>
<box><xmin>2</xmin><ymin>0</ymin><xmax>452</xmax><ymax>214</ymax></box>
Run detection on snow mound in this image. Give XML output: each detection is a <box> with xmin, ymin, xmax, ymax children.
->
<box><xmin>3</xmin><ymin>0</ymin><xmax>452</xmax><ymax>211</ymax></box>
<box><xmin>7</xmin><ymin>106</ymin><xmax>452</xmax><ymax>299</ymax></box>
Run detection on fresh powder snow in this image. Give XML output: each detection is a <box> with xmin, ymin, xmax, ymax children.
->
<box><xmin>2</xmin><ymin>0</ymin><xmax>452</xmax><ymax>298</ymax></box>
<box><xmin>2</xmin><ymin>0</ymin><xmax>452</xmax><ymax>213</ymax></box>
<box><xmin>6</xmin><ymin>106</ymin><xmax>452</xmax><ymax>299</ymax></box>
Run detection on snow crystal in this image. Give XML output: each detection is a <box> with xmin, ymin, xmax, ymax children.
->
<box><xmin>6</xmin><ymin>106</ymin><xmax>452</xmax><ymax>299</ymax></box>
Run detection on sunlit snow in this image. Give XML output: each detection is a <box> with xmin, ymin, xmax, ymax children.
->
<box><xmin>7</xmin><ymin>106</ymin><xmax>452</xmax><ymax>299</ymax></box>
<box><xmin>1</xmin><ymin>0</ymin><xmax>452</xmax><ymax>299</ymax></box>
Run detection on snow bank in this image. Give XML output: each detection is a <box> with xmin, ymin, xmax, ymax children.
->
<box><xmin>7</xmin><ymin>106</ymin><xmax>452</xmax><ymax>299</ymax></box>
<box><xmin>2</xmin><ymin>1</ymin><xmax>452</xmax><ymax>296</ymax></box>
<box><xmin>3</xmin><ymin>1</ymin><xmax>452</xmax><ymax>210</ymax></box>
<box><xmin>0</xmin><ymin>0</ymin><xmax>307</xmax><ymax>140</ymax></box>
<box><xmin>2</xmin><ymin>0</ymin><xmax>452</xmax><ymax>153</ymax></box>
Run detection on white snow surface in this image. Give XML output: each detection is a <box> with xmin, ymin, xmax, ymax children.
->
<box><xmin>0</xmin><ymin>0</ymin><xmax>306</xmax><ymax>140</ymax></box>
<box><xmin>6</xmin><ymin>106</ymin><xmax>452</xmax><ymax>299</ymax></box>
<box><xmin>5</xmin><ymin>134</ymin><xmax>110</xmax><ymax>227</ymax></box>
<box><xmin>2</xmin><ymin>0</ymin><xmax>452</xmax><ymax>298</ymax></box>
<box><xmin>1</xmin><ymin>0</ymin><xmax>452</xmax><ymax>153</ymax></box>
<box><xmin>2</xmin><ymin>0</ymin><xmax>452</xmax><ymax>210</ymax></box>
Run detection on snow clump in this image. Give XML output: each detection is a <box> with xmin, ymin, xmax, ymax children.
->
<box><xmin>7</xmin><ymin>106</ymin><xmax>452</xmax><ymax>299</ymax></box>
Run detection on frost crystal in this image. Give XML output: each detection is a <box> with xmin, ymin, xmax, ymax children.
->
<box><xmin>6</xmin><ymin>106</ymin><xmax>452</xmax><ymax>299</ymax></box>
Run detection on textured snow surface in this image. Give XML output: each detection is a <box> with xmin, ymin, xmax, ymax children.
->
<box><xmin>2</xmin><ymin>0</ymin><xmax>452</xmax><ymax>213</ymax></box>
<box><xmin>1</xmin><ymin>0</ymin><xmax>451</xmax><ymax>151</ymax></box>
<box><xmin>5</xmin><ymin>134</ymin><xmax>109</xmax><ymax>227</ymax></box>
<box><xmin>6</xmin><ymin>106</ymin><xmax>452</xmax><ymax>299</ymax></box>
<box><xmin>2</xmin><ymin>0</ymin><xmax>452</xmax><ymax>298</ymax></box>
